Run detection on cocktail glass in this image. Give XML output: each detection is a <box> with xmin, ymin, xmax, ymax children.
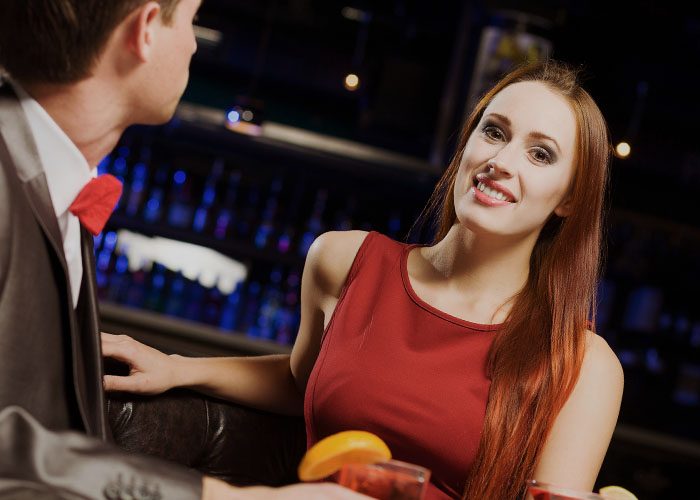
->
<box><xmin>337</xmin><ymin>459</ymin><xmax>430</xmax><ymax>500</ymax></box>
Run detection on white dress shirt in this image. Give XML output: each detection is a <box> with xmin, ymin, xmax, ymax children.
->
<box><xmin>14</xmin><ymin>83</ymin><xmax>96</xmax><ymax>308</ymax></box>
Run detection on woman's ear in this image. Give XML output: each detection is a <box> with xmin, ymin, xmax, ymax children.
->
<box><xmin>126</xmin><ymin>1</ymin><xmax>162</xmax><ymax>62</ymax></box>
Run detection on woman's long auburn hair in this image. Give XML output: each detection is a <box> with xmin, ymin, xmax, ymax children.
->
<box><xmin>420</xmin><ymin>60</ymin><xmax>611</xmax><ymax>499</ymax></box>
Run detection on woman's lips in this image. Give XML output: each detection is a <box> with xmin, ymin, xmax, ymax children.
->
<box><xmin>473</xmin><ymin>174</ymin><xmax>517</xmax><ymax>202</ymax></box>
<box><xmin>470</xmin><ymin>174</ymin><xmax>517</xmax><ymax>207</ymax></box>
<box><xmin>471</xmin><ymin>185</ymin><xmax>512</xmax><ymax>206</ymax></box>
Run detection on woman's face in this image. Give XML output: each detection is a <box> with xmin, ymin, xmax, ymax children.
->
<box><xmin>454</xmin><ymin>81</ymin><xmax>578</xmax><ymax>240</ymax></box>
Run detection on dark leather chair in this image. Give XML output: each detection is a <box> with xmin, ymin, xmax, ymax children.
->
<box><xmin>107</xmin><ymin>390</ymin><xmax>307</xmax><ymax>487</ymax></box>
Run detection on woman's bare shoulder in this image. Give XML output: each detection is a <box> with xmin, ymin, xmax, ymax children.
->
<box><xmin>305</xmin><ymin>230</ymin><xmax>370</xmax><ymax>299</ymax></box>
<box><xmin>583</xmin><ymin>331</ymin><xmax>624</xmax><ymax>385</ymax></box>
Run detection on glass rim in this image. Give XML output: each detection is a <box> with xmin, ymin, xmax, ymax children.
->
<box><xmin>342</xmin><ymin>458</ymin><xmax>431</xmax><ymax>476</ymax></box>
<box><xmin>526</xmin><ymin>479</ymin><xmax>603</xmax><ymax>499</ymax></box>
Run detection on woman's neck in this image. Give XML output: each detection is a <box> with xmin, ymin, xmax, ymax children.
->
<box><xmin>420</xmin><ymin>224</ymin><xmax>538</xmax><ymax>320</ymax></box>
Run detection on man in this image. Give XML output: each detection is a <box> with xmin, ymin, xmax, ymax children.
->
<box><xmin>0</xmin><ymin>1</ymin><xmax>364</xmax><ymax>499</ymax></box>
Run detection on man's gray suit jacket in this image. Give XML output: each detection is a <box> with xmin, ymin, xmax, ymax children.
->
<box><xmin>0</xmin><ymin>81</ymin><xmax>202</xmax><ymax>500</ymax></box>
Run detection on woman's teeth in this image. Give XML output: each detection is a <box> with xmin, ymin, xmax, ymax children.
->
<box><xmin>476</xmin><ymin>181</ymin><xmax>508</xmax><ymax>201</ymax></box>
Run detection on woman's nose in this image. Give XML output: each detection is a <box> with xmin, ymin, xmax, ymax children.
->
<box><xmin>487</xmin><ymin>157</ymin><xmax>514</xmax><ymax>178</ymax></box>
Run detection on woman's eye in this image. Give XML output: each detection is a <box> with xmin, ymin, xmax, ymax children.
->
<box><xmin>531</xmin><ymin>147</ymin><xmax>553</xmax><ymax>164</ymax></box>
<box><xmin>483</xmin><ymin>125</ymin><xmax>504</xmax><ymax>141</ymax></box>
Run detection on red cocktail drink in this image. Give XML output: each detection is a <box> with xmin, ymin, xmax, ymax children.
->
<box><xmin>338</xmin><ymin>459</ymin><xmax>430</xmax><ymax>500</ymax></box>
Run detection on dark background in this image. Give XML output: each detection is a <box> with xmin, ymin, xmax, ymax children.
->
<box><xmin>187</xmin><ymin>0</ymin><xmax>700</xmax><ymax>195</ymax></box>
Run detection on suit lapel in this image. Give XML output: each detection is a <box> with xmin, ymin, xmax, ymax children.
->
<box><xmin>0</xmin><ymin>82</ymin><xmax>105</xmax><ymax>437</ymax></box>
<box><xmin>0</xmin><ymin>83</ymin><xmax>67</xmax><ymax>274</ymax></box>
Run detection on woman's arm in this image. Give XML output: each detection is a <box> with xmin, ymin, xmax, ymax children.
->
<box><xmin>102</xmin><ymin>335</ymin><xmax>302</xmax><ymax>414</ymax></box>
<box><xmin>102</xmin><ymin>231</ymin><xmax>369</xmax><ymax>416</ymax></box>
<box><xmin>531</xmin><ymin>333</ymin><xmax>624</xmax><ymax>491</ymax></box>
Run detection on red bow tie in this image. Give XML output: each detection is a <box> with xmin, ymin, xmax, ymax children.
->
<box><xmin>69</xmin><ymin>174</ymin><xmax>123</xmax><ymax>236</ymax></box>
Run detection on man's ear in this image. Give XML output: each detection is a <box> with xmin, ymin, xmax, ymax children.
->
<box><xmin>127</xmin><ymin>1</ymin><xmax>162</xmax><ymax>62</ymax></box>
<box><xmin>554</xmin><ymin>195</ymin><xmax>573</xmax><ymax>217</ymax></box>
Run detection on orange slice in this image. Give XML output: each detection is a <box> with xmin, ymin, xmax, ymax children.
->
<box><xmin>298</xmin><ymin>430</ymin><xmax>392</xmax><ymax>481</ymax></box>
<box><xmin>599</xmin><ymin>486</ymin><xmax>638</xmax><ymax>500</ymax></box>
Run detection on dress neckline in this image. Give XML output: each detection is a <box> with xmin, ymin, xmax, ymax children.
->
<box><xmin>400</xmin><ymin>242</ymin><xmax>502</xmax><ymax>332</ymax></box>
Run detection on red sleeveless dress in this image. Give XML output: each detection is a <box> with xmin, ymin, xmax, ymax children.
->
<box><xmin>304</xmin><ymin>232</ymin><xmax>498</xmax><ymax>499</ymax></box>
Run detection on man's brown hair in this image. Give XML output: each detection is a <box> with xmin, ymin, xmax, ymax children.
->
<box><xmin>0</xmin><ymin>0</ymin><xmax>182</xmax><ymax>84</ymax></box>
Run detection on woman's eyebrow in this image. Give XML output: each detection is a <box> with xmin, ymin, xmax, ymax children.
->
<box><xmin>529</xmin><ymin>131</ymin><xmax>561</xmax><ymax>153</ymax></box>
<box><xmin>484</xmin><ymin>112</ymin><xmax>511</xmax><ymax>127</ymax></box>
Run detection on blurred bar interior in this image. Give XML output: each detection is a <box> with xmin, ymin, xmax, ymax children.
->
<box><xmin>96</xmin><ymin>1</ymin><xmax>700</xmax><ymax>496</ymax></box>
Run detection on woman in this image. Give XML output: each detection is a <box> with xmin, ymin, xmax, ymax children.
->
<box><xmin>102</xmin><ymin>60</ymin><xmax>623</xmax><ymax>499</ymax></box>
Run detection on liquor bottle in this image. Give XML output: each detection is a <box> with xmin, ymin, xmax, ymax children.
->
<box><xmin>106</xmin><ymin>254</ymin><xmax>130</xmax><ymax>303</ymax></box>
<box><xmin>153</xmin><ymin>161</ymin><xmax>170</xmax><ymax>187</ymax></box>
<box><xmin>237</xmin><ymin>185</ymin><xmax>261</xmax><ymax>243</ymax></box>
<box><xmin>254</xmin><ymin>175</ymin><xmax>284</xmax><ymax>250</ymax></box>
<box><xmin>254</xmin><ymin>217</ymin><xmax>276</xmax><ymax>250</ymax></box>
<box><xmin>274</xmin><ymin>291</ymin><xmax>299</xmax><ymax>346</ymax></box>
<box><xmin>167</xmin><ymin>169</ymin><xmax>194</xmax><ymax>229</ymax></box>
<box><xmin>96</xmin><ymin>231</ymin><xmax>119</xmax><ymax>279</ymax></box>
<box><xmin>240</xmin><ymin>281</ymin><xmax>262</xmax><ymax>336</ymax></box>
<box><xmin>163</xmin><ymin>273</ymin><xmax>187</xmax><ymax>317</ymax></box>
<box><xmin>276</xmin><ymin>178</ymin><xmax>305</xmax><ymax>254</ymax></box>
<box><xmin>110</xmin><ymin>146</ymin><xmax>131</xmax><ymax>212</ymax></box>
<box><xmin>202</xmin><ymin>284</ymin><xmax>225</xmax><ymax>326</ymax></box>
<box><xmin>255</xmin><ymin>267</ymin><xmax>284</xmax><ymax>340</ymax></box>
<box><xmin>143</xmin><ymin>187</ymin><xmax>165</xmax><ymax>224</ymax></box>
<box><xmin>213</xmin><ymin>170</ymin><xmax>242</xmax><ymax>240</ymax></box>
<box><xmin>95</xmin><ymin>231</ymin><xmax>117</xmax><ymax>296</ymax></box>
<box><xmin>93</xmin><ymin>232</ymin><xmax>108</xmax><ymax>293</ymax></box>
<box><xmin>142</xmin><ymin>162</ymin><xmax>171</xmax><ymax>224</ymax></box>
<box><xmin>143</xmin><ymin>263</ymin><xmax>167</xmax><ymax>313</ymax></box>
<box><xmin>276</xmin><ymin>225</ymin><xmax>296</xmax><ymax>254</ymax></box>
<box><xmin>124</xmin><ymin>264</ymin><xmax>148</xmax><ymax>308</ymax></box>
<box><xmin>183</xmin><ymin>279</ymin><xmax>206</xmax><ymax>321</ymax></box>
<box><xmin>275</xmin><ymin>271</ymin><xmax>301</xmax><ymax>345</ymax></box>
<box><xmin>125</xmin><ymin>160</ymin><xmax>149</xmax><ymax>217</ymax></box>
<box><xmin>298</xmin><ymin>189</ymin><xmax>328</xmax><ymax>256</ymax></box>
<box><xmin>193</xmin><ymin>158</ymin><xmax>225</xmax><ymax>234</ymax></box>
<box><xmin>219</xmin><ymin>282</ymin><xmax>243</xmax><ymax>331</ymax></box>
<box><xmin>111</xmin><ymin>146</ymin><xmax>131</xmax><ymax>180</ymax></box>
